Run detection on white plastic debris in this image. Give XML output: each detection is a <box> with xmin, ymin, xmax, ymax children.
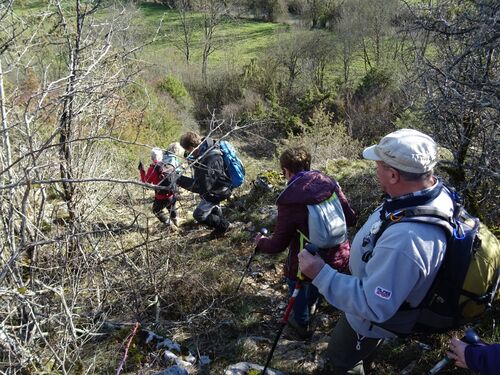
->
<box><xmin>183</xmin><ymin>352</ymin><xmax>196</xmax><ymax>364</ymax></box>
<box><xmin>156</xmin><ymin>337</ymin><xmax>182</xmax><ymax>352</ymax></box>
<box><xmin>164</xmin><ymin>350</ymin><xmax>178</xmax><ymax>361</ymax></box>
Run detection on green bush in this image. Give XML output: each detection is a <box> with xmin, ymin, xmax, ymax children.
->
<box><xmin>354</xmin><ymin>67</ymin><xmax>394</xmax><ymax>101</ymax></box>
<box><xmin>280</xmin><ymin>106</ymin><xmax>362</xmax><ymax>165</ymax></box>
<box><xmin>157</xmin><ymin>75</ymin><xmax>190</xmax><ymax>105</ymax></box>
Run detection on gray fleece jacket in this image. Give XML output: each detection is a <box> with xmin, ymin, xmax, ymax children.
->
<box><xmin>312</xmin><ymin>180</ymin><xmax>454</xmax><ymax>338</ymax></box>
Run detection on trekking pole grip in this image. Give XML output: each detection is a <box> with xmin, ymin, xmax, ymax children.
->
<box><xmin>297</xmin><ymin>243</ymin><xmax>319</xmax><ymax>281</ymax></box>
<box><xmin>425</xmin><ymin>328</ymin><xmax>480</xmax><ymax>375</ymax></box>
<box><xmin>304</xmin><ymin>243</ymin><xmax>319</xmax><ymax>255</ymax></box>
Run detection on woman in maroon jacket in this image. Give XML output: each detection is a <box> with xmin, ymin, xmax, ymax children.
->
<box><xmin>255</xmin><ymin>147</ymin><xmax>357</xmax><ymax>338</ymax></box>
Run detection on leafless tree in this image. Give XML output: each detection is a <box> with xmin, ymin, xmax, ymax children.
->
<box><xmin>304</xmin><ymin>0</ymin><xmax>338</xmax><ymax>29</ymax></box>
<box><xmin>405</xmin><ymin>0</ymin><xmax>499</xmax><ymax>218</ymax></box>
<box><xmin>333</xmin><ymin>1</ymin><xmax>363</xmax><ymax>86</ymax></box>
<box><xmin>170</xmin><ymin>0</ymin><xmax>196</xmax><ymax>64</ymax></box>
<box><xmin>0</xmin><ymin>1</ymin><xmax>169</xmax><ymax>372</ymax></box>
<box><xmin>243</xmin><ymin>0</ymin><xmax>287</xmax><ymax>22</ymax></box>
<box><xmin>193</xmin><ymin>0</ymin><xmax>232</xmax><ymax>83</ymax></box>
<box><xmin>305</xmin><ymin>32</ymin><xmax>335</xmax><ymax>90</ymax></box>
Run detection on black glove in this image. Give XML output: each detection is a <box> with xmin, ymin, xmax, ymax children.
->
<box><xmin>138</xmin><ymin>161</ymin><xmax>144</xmax><ymax>171</ymax></box>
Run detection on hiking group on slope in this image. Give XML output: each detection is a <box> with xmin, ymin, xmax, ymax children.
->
<box><xmin>139</xmin><ymin>131</ymin><xmax>237</xmax><ymax>237</ymax></box>
<box><xmin>139</xmin><ymin>129</ymin><xmax>498</xmax><ymax>375</ymax></box>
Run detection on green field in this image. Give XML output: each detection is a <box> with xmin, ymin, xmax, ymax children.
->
<box><xmin>136</xmin><ymin>3</ymin><xmax>287</xmax><ymax>66</ymax></box>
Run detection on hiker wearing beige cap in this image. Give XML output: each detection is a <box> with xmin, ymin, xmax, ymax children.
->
<box><xmin>298</xmin><ymin>129</ymin><xmax>454</xmax><ymax>374</ymax></box>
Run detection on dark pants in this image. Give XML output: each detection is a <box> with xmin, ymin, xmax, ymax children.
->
<box><xmin>326</xmin><ymin>313</ymin><xmax>382</xmax><ymax>375</ymax></box>
<box><xmin>152</xmin><ymin>197</ymin><xmax>176</xmax><ymax>224</ymax></box>
<box><xmin>193</xmin><ymin>198</ymin><xmax>229</xmax><ymax>232</ymax></box>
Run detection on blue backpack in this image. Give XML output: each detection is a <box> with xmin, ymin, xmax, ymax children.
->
<box><xmin>219</xmin><ymin>140</ymin><xmax>245</xmax><ymax>188</ymax></box>
<box><xmin>162</xmin><ymin>151</ymin><xmax>181</xmax><ymax>171</ymax></box>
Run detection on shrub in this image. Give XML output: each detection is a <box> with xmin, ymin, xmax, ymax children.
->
<box><xmin>186</xmin><ymin>69</ymin><xmax>244</xmax><ymax>124</ymax></box>
<box><xmin>279</xmin><ymin>106</ymin><xmax>362</xmax><ymax>168</ymax></box>
<box><xmin>346</xmin><ymin>67</ymin><xmax>404</xmax><ymax>143</ymax></box>
<box><xmin>157</xmin><ymin>75</ymin><xmax>190</xmax><ymax>105</ymax></box>
<box><xmin>354</xmin><ymin>67</ymin><xmax>394</xmax><ymax>100</ymax></box>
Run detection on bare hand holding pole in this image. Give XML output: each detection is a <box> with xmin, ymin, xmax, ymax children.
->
<box><xmin>425</xmin><ymin>328</ymin><xmax>480</xmax><ymax>375</ymax></box>
<box><xmin>298</xmin><ymin>245</ymin><xmax>326</xmax><ymax>280</ymax></box>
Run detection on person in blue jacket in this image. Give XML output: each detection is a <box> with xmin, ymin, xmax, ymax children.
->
<box><xmin>448</xmin><ymin>336</ymin><xmax>500</xmax><ymax>375</ymax></box>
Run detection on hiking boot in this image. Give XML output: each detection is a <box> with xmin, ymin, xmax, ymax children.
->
<box><xmin>286</xmin><ymin>316</ymin><xmax>312</xmax><ymax>340</ymax></box>
<box><xmin>208</xmin><ymin>222</ymin><xmax>233</xmax><ymax>239</ymax></box>
<box><xmin>208</xmin><ymin>228</ymin><xmax>226</xmax><ymax>239</ymax></box>
<box><xmin>161</xmin><ymin>220</ymin><xmax>178</xmax><ymax>233</ymax></box>
<box><xmin>209</xmin><ymin>228</ymin><xmax>227</xmax><ymax>239</ymax></box>
<box><xmin>211</xmin><ymin>205</ymin><xmax>223</xmax><ymax>217</ymax></box>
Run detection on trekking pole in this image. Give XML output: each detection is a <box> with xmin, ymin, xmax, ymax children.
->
<box><xmin>261</xmin><ymin>243</ymin><xmax>319</xmax><ymax>375</ymax></box>
<box><xmin>235</xmin><ymin>228</ymin><xmax>268</xmax><ymax>293</ymax></box>
<box><xmin>424</xmin><ymin>328</ymin><xmax>481</xmax><ymax>375</ymax></box>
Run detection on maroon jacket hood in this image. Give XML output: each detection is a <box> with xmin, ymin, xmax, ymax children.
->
<box><xmin>256</xmin><ymin>170</ymin><xmax>357</xmax><ymax>280</ymax></box>
<box><xmin>277</xmin><ymin>171</ymin><xmax>337</xmax><ymax>206</ymax></box>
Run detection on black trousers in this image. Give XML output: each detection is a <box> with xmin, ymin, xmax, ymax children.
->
<box><xmin>152</xmin><ymin>197</ymin><xmax>176</xmax><ymax>224</ymax></box>
<box><xmin>192</xmin><ymin>199</ymin><xmax>229</xmax><ymax>232</ymax></box>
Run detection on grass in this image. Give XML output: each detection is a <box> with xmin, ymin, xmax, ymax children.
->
<box><xmin>135</xmin><ymin>3</ymin><xmax>286</xmax><ymax>67</ymax></box>
<box><xmin>12</xmin><ymin>0</ymin><xmax>398</xmax><ymax>100</ymax></box>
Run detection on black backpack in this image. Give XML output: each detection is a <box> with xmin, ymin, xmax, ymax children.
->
<box><xmin>371</xmin><ymin>186</ymin><xmax>500</xmax><ymax>334</ymax></box>
<box><xmin>155</xmin><ymin>161</ymin><xmax>177</xmax><ymax>192</ymax></box>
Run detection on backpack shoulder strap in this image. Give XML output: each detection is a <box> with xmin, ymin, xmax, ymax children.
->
<box><xmin>373</xmin><ymin>207</ymin><xmax>454</xmax><ymax>248</ymax></box>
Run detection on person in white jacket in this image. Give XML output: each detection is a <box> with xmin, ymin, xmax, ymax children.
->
<box><xmin>299</xmin><ymin>129</ymin><xmax>454</xmax><ymax>374</ymax></box>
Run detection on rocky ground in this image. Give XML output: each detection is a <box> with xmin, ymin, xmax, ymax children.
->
<box><xmin>76</xmin><ymin>181</ymin><xmax>488</xmax><ymax>375</ymax></box>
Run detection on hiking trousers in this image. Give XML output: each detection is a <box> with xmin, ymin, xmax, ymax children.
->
<box><xmin>193</xmin><ymin>198</ymin><xmax>229</xmax><ymax>232</ymax></box>
<box><xmin>152</xmin><ymin>197</ymin><xmax>176</xmax><ymax>224</ymax></box>
<box><xmin>326</xmin><ymin>313</ymin><xmax>381</xmax><ymax>375</ymax></box>
<box><xmin>286</xmin><ymin>279</ymin><xmax>319</xmax><ymax>326</ymax></box>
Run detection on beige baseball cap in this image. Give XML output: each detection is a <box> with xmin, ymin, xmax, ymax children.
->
<box><xmin>362</xmin><ymin>129</ymin><xmax>437</xmax><ymax>173</ymax></box>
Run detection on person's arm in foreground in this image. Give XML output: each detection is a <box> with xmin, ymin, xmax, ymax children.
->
<box><xmin>255</xmin><ymin>205</ymin><xmax>297</xmax><ymax>254</ymax></box>
<box><xmin>298</xmin><ymin>236</ymin><xmax>421</xmax><ymax>323</ymax></box>
<box><xmin>448</xmin><ymin>337</ymin><xmax>500</xmax><ymax>375</ymax></box>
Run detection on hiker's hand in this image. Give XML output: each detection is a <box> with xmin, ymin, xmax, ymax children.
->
<box><xmin>447</xmin><ymin>337</ymin><xmax>469</xmax><ymax>369</ymax></box>
<box><xmin>254</xmin><ymin>233</ymin><xmax>267</xmax><ymax>246</ymax></box>
<box><xmin>138</xmin><ymin>161</ymin><xmax>144</xmax><ymax>171</ymax></box>
<box><xmin>298</xmin><ymin>250</ymin><xmax>325</xmax><ymax>280</ymax></box>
